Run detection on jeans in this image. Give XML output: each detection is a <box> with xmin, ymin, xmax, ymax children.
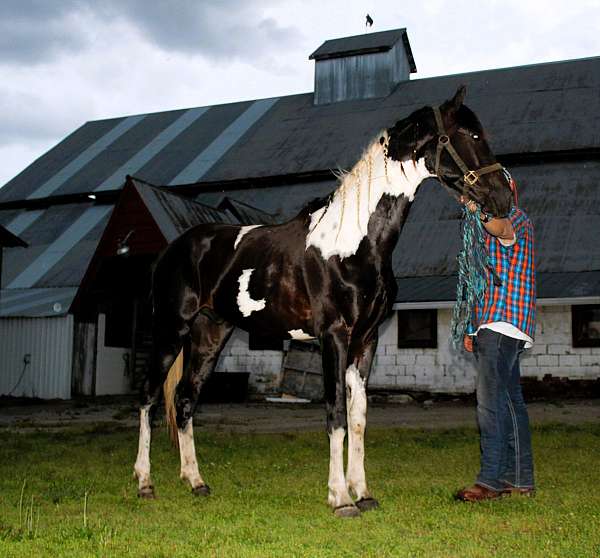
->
<box><xmin>474</xmin><ymin>328</ymin><xmax>535</xmax><ymax>491</ymax></box>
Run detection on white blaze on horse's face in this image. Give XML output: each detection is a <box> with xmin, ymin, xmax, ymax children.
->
<box><xmin>288</xmin><ymin>329</ymin><xmax>316</xmax><ymax>341</ymax></box>
<box><xmin>237</xmin><ymin>268</ymin><xmax>266</xmax><ymax>317</ymax></box>
<box><xmin>234</xmin><ymin>225</ymin><xmax>262</xmax><ymax>249</ymax></box>
<box><xmin>305</xmin><ymin>131</ymin><xmax>433</xmax><ymax>260</ymax></box>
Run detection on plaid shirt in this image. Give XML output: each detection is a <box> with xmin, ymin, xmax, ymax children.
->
<box><xmin>472</xmin><ymin>207</ymin><xmax>536</xmax><ymax>339</ymax></box>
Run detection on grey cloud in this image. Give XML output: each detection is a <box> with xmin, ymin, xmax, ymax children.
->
<box><xmin>0</xmin><ymin>1</ymin><xmax>89</xmax><ymax>63</ymax></box>
<box><xmin>0</xmin><ymin>0</ymin><xmax>302</xmax><ymax>64</ymax></box>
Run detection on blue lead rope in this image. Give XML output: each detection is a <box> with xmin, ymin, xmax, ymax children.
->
<box><xmin>451</xmin><ymin>207</ymin><xmax>491</xmax><ymax>348</ymax></box>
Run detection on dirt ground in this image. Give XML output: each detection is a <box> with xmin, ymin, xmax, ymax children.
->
<box><xmin>0</xmin><ymin>396</ymin><xmax>598</xmax><ymax>433</ymax></box>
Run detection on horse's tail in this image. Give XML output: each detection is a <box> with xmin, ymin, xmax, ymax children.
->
<box><xmin>163</xmin><ymin>349</ymin><xmax>184</xmax><ymax>448</ymax></box>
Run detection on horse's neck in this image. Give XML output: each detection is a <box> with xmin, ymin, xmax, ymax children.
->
<box><xmin>305</xmin><ymin>135</ymin><xmax>432</xmax><ymax>260</ymax></box>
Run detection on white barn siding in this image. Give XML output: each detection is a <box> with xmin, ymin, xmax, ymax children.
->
<box><xmin>0</xmin><ymin>315</ymin><xmax>73</xmax><ymax>399</ymax></box>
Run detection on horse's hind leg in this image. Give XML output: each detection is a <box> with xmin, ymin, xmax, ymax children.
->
<box><xmin>175</xmin><ymin>315</ymin><xmax>233</xmax><ymax>495</ymax></box>
<box><xmin>134</xmin><ymin>336</ymin><xmax>181</xmax><ymax>498</ymax></box>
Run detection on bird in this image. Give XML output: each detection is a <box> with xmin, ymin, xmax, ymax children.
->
<box><xmin>366</xmin><ymin>14</ymin><xmax>374</xmax><ymax>27</ymax></box>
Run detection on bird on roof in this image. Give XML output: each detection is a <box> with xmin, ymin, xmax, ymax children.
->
<box><xmin>366</xmin><ymin>14</ymin><xmax>374</xmax><ymax>27</ymax></box>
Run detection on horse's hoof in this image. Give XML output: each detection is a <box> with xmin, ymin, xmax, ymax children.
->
<box><xmin>138</xmin><ymin>486</ymin><xmax>155</xmax><ymax>499</ymax></box>
<box><xmin>334</xmin><ymin>504</ymin><xmax>361</xmax><ymax>518</ymax></box>
<box><xmin>356</xmin><ymin>497</ymin><xmax>379</xmax><ymax>512</ymax></box>
<box><xmin>191</xmin><ymin>484</ymin><xmax>211</xmax><ymax>496</ymax></box>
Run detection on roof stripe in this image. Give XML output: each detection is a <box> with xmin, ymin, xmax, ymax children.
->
<box><xmin>169</xmin><ymin>97</ymin><xmax>279</xmax><ymax>184</ymax></box>
<box><xmin>27</xmin><ymin>115</ymin><xmax>146</xmax><ymax>200</ymax></box>
<box><xmin>5</xmin><ymin>209</ymin><xmax>45</xmax><ymax>236</ymax></box>
<box><xmin>1</xmin><ymin>290</ymin><xmax>76</xmax><ymax>316</ymax></box>
<box><xmin>94</xmin><ymin>107</ymin><xmax>210</xmax><ymax>192</ymax></box>
<box><xmin>6</xmin><ymin>205</ymin><xmax>112</xmax><ymax>289</ymax></box>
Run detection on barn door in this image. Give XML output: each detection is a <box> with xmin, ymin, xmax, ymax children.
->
<box><xmin>280</xmin><ymin>340</ymin><xmax>324</xmax><ymax>401</ymax></box>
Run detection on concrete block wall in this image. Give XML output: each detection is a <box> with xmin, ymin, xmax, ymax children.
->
<box><xmin>216</xmin><ymin>329</ymin><xmax>284</xmax><ymax>394</ymax></box>
<box><xmin>370</xmin><ymin>310</ymin><xmax>477</xmax><ymax>393</ymax></box>
<box><xmin>215</xmin><ymin>305</ymin><xmax>600</xmax><ymax>395</ymax></box>
<box><xmin>371</xmin><ymin>305</ymin><xmax>600</xmax><ymax>393</ymax></box>
<box><xmin>519</xmin><ymin>305</ymin><xmax>600</xmax><ymax>380</ymax></box>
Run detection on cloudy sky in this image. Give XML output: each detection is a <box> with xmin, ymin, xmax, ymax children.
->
<box><xmin>1</xmin><ymin>0</ymin><xmax>599</xmax><ymax>188</ymax></box>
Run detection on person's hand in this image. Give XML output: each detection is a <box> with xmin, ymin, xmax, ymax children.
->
<box><xmin>463</xmin><ymin>335</ymin><xmax>474</xmax><ymax>353</ymax></box>
<box><xmin>460</xmin><ymin>196</ymin><xmax>478</xmax><ymax>213</ymax></box>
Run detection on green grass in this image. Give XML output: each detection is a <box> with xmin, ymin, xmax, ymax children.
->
<box><xmin>0</xmin><ymin>422</ymin><xmax>599</xmax><ymax>557</ymax></box>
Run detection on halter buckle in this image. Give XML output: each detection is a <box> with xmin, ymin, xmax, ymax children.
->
<box><xmin>464</xmin><ymin>170</ymin><xmax>479</xmax><ymax>186</ymax></box>
<box><xmin>438</xmin><ymin>134</ymin><xmax>449</xmax><ymax>145</ymax></box>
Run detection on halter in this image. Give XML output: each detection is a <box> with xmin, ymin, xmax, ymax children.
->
<box><xmin>432</xmin><ymin>106</ymin><xmax>504</xmax><ymax>202</ymax></box>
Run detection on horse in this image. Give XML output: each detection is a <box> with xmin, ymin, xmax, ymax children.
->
<box><xmin>133</xmin><ymin>86</ymin><xmax>513</xmax><ymax>517</ymax></box>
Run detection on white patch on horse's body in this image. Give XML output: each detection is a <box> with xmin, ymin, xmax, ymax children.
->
<box><xmin>237</xmin><ymin>268</ymin><xmax>266</xmax><ymax>317</ymax></box>
<box><xmin>288</xmin><ymin>329</ymin><xmax>316</xmax><ymax>341</ymax></box>
<box><xmin>234</xmin><ymin>225</ymin><xmax>262</xmax><ymax>249</ymax></box>
<box><xmin>345</xmin><ymin>364</ymin><xmax>370</xmax><ymax>500</ymax></box>
<box><xmin>327</xmin><ymin>427</ymin><xmax>354</xmax><ymax>509</ymax></box>
<box><xmin>306</xmin><ymin>131</ymin><xmax>433</xmax><ymax>260</ymax></box>
<box><xmin>133</xmin><ymin>405</ymin><xmax>152</xmax><ymax>490</ymax></box>
<box><xmin>178</xmin><ymin>418</ymin><xmax>205</xmax><ymax>489</ymax></box>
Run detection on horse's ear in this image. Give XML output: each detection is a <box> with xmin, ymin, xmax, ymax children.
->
<box><xmin>450</xmin><ymin>85</ymin><xmax>467</xmax><ymax>112</ymax></box>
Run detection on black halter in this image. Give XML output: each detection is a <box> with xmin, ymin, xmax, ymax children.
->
<box><xmin>432</xmin><ymin>106</ymin><xmax>504</xmax><ymax>201</ymax></box>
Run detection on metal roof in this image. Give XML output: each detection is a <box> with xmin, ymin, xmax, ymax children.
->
<box><xmin>218</xmin><ymin>197</ymin><xmax>278</xmax><ymax>225</ymax></box>
<box><xmin>309</xmin><ymin>28</ymin><xmax>416</xmax><ymax>72</ymax></box>
<box><xmin>0</xmin><ymin>225</ymin><xmax>27</xmax><ymax>247</ymax></box>
<box><xmin>131</xmin><ymin>177</ymin><xmax>236</xmax><ymax>241</ymax></box>
<box><xmin>394</xmin><ymin>272</ymin><xmax>600</xmax><ymax>307</ymax></box>
<box><xmin>0</xmin><ymin>55</ymin><xmax>598</xmax><ymax>204</ymax></box>
<box><xmin>0</xmin><ymin>287</ymin><xmax>77</xmax><ymax>317</ymax></box>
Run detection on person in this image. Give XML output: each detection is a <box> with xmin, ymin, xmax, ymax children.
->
<box><xmin>455</xmin><ymin>195</ymin><xmax>536</xmax><ymax>502</ymax></box>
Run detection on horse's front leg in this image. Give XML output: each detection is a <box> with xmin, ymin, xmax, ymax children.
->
<box><xmin>322</xmin><ymin>329</ymin><xmax>360</xmax><ymax>517</ymax></box>
<box><xmin>346</xmin><ymin>337</ymin><xmax>379</xmax><ymax>511</ymax></box>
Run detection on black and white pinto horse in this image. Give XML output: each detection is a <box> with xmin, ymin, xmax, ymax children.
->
<box><xmin>133</xmin><ymin>87</ymin><xmax>513</xmax><ymax>517</ymax></box>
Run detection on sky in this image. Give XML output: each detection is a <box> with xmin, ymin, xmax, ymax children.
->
<box><xmin>1</xmin><ymin>0</ymin><xmax>599</xmax><ymax>188</ymax></box>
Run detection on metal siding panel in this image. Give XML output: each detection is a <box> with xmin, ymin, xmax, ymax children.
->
<box><xmin>0</xmin><ymin>315</ymin><xmax>72</xmax><ymax>399</ymax></box>
<box><xmin>27</xmin><ymin>116</ymin><xmax>146</xmax><ymax>199</ymax></box>
<box><xmin>170</xmin><ymin>98</ymin><xmax>280</xmax><ymax>184</ymax></box>
<box><xmin>95</xmin><ymin>107</ymin><xmax>210</xmax><ymax>192</ymax></box>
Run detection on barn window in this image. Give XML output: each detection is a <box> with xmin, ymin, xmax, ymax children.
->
<box><xmin>572</xmin><ymin>305</ymin><xmax>600</xmax><ymax>347</ymax></box>
<box><xmin>397</xmin><ymin>309</ymin><xmax>438</xmax><ymax>349</ymax></box>
<box><xmin>249</xmin><ymin>332</ymin><xmax>283</xmax><ymax>352</ymax></box>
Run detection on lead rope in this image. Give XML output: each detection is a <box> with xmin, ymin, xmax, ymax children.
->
<box><xmin>450</xmin><ymin>206</ymin><xmax>490</xmax><ymax>348</ymax></box>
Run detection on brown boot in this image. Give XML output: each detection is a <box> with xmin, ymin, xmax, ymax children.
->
<box><xmin>455</xmin><ymin>484</ymin><xmax>503</xmax><ymax>502</ymax></box>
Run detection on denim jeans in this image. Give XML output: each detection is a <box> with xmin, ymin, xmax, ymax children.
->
<box><xmin>474</xmin><ymin>328</ymin><xmax>535</xmax><ymax>491</ymax></box>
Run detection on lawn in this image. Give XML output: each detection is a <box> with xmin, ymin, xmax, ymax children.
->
<box><xmin>0</xmin><ymin>421</ymin><xmax>599</xmax><ymax>557</ymax></box>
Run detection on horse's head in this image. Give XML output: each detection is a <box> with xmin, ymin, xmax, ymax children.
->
<box><xmin>386</xmin><ymin>86</ymin><xmax>513</xmax><ymax>217</ymax></box>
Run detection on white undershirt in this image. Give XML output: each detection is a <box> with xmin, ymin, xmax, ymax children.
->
<box><xmin>477</xmin><ymin>322</ymin><xmax>533</xmax><ymax>349</ymax></box>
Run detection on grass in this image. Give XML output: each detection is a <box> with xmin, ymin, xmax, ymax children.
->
<box><xmin>0</xmin><ymin>422</ymin><xmax>599</xmax><ymax>557</ymax></box>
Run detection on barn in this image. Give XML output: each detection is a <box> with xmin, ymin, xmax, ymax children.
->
<box><xmin>0</xmin><ymin>28</ymin><xmax>599</xmax><ymax>399</ymax></box>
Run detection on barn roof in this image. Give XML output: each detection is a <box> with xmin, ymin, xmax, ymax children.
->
<box><xmin>130</xmin><ymin>177</ymin><xmax>236</xmax><ymax>241</ymax></box>
<box><xmin>0</xmin><ymin>42</ymin><xmax>598</xmax><ymax>314</ymax></box>
<box><xmin>0</xmin><ymin>55</ymin><xmax>598</xmax><ymax>205</ymax></box>
<box><xmin>0</xmin><ymin>224</ymin><xmax>27</xmax><ymax>248</ymax></box>
<box><xmin>309</xmin><ymin>28</ymin><xmax>417</xmax><ymax>72</ymax></box>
